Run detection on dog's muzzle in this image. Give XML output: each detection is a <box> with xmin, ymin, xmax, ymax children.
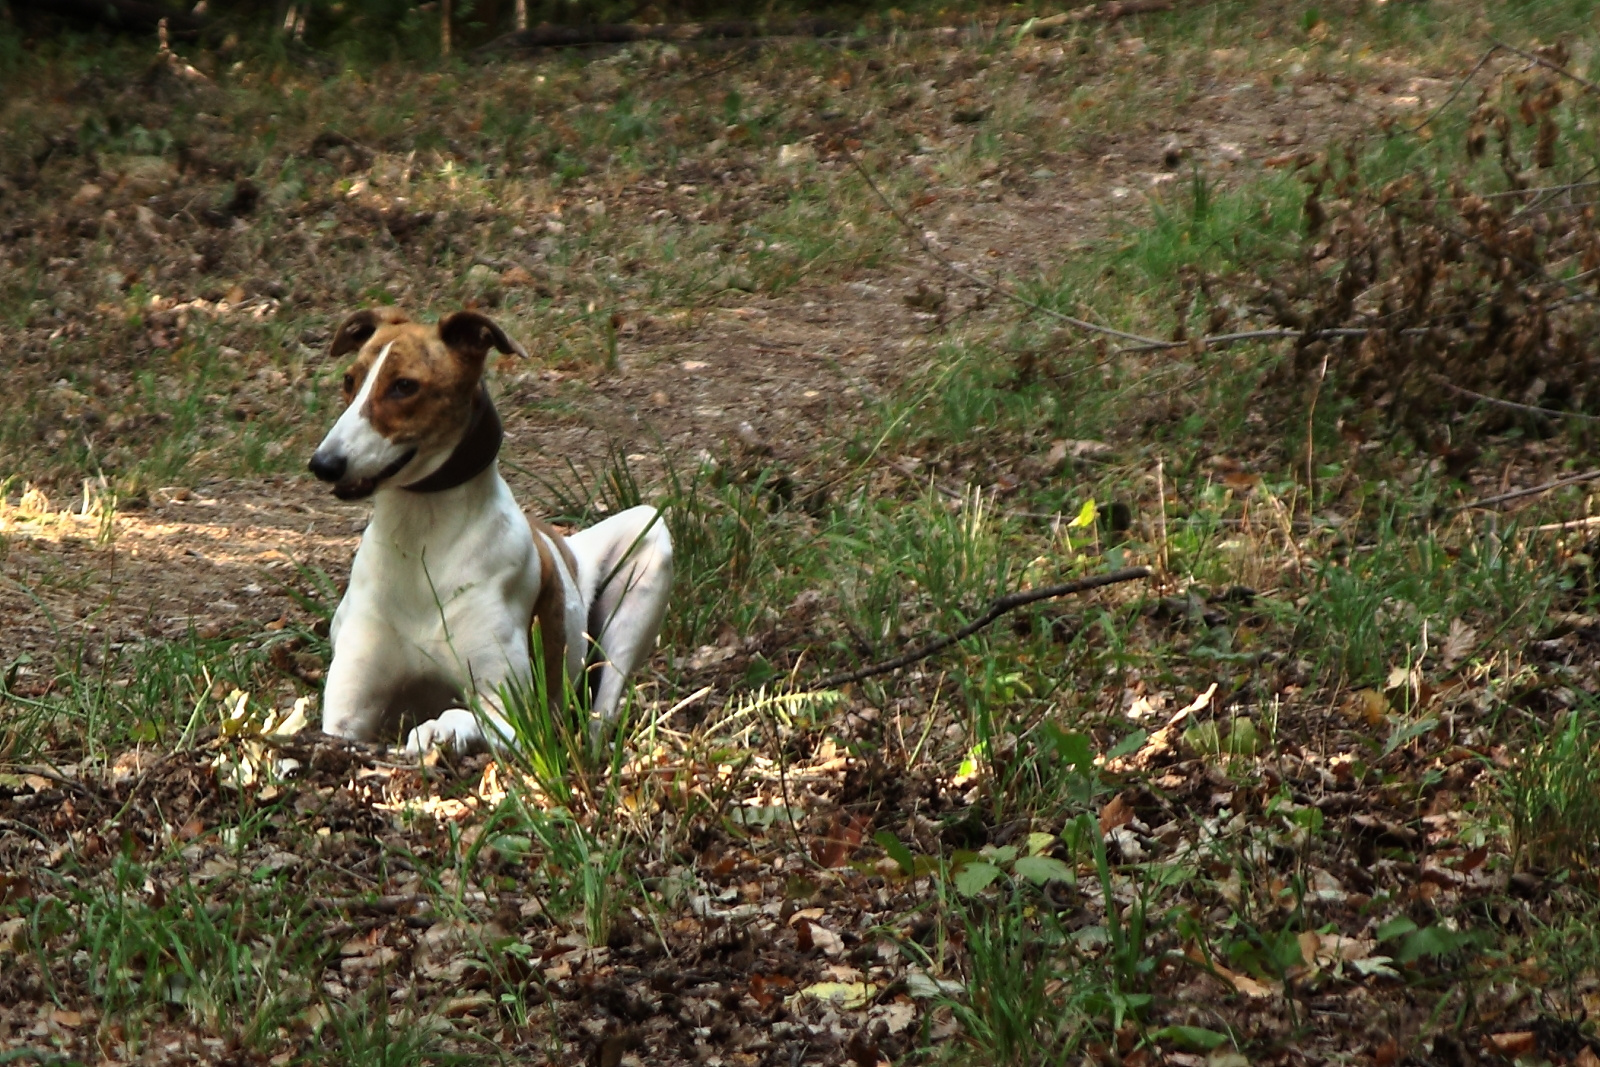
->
<box><xmin>308</xmin><ymin>451</ymin><xmax>346</xmax><ymax>484</ymax></box>
<box><xmin>309</xmin><ymin>448</ymin><xmax>417</xmax><ymax>500</ymax></box>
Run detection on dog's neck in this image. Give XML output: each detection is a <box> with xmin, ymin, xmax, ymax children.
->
<box><xmin>402</xmin><ymin>383</ymin><xmax>503</xmax><ymax>494</ymax></box>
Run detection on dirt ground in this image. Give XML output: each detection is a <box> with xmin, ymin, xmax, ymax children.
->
<box><xmin>1</xmin><ymin>57</ymin><xmax>1433</xmax><ymax>663</ymax></box>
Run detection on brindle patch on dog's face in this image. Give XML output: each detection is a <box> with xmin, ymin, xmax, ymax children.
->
<box><xmin>308</xmin><ymin>309</ymin><xmax>511</xmax><ymax>499</ymax></box>
<box><xmin>343</xmin><ymin>322</ymin><xmax>481</xmax><ymax>447</ymax></box>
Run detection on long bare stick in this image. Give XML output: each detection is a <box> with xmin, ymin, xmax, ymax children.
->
<box><xmin>811</xmin><ymin>567</ymin><xmax>1151</xmax><ymax>690</ymax></box>
<box><xmin>1494</xmin><ymin>39</ymin><xmax>1600</xmax><ymax>98</ymax></box>
<box><xmin>1454</xmin><ymin>469</ymin><xmax>1600</xmax><ymax>512</ymax></box>
<box><xmin>1438</xmin><ymin>379</ymin><xmax>1600</xmax><ymax>422</ymax></box>
<box><xmin>1408</xmin><ymin>45</ymin><xmax>1502</xmax><ymax>132</ymax></box>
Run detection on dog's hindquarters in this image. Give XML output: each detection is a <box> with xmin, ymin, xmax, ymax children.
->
<box><xmin>563</xmin><ymin>505</ymin><xmax>674</xmax><ymax>724</ymax></box>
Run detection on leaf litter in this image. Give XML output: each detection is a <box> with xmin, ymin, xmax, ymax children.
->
<box><xmin>4</xmin><ymin>8</ymin><xmax>1600</xmax><ymax>1067</ymax></box>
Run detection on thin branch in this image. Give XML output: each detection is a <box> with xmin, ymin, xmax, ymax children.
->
<box><xmin>811</xmin><ymin>567</ymin><xmax>1151</xmax><ymax>690</ymax></box>
<box><xmin>1530</xmin><ymin>515</ymin><xmax>1600</xmax><ymax>533</ymax></box>
<box><xmin>1437</xmin><ymin>379</ymin><xmax>1600</xmax><ymax>422</ymax></box>
<box><xmin>1482</xmin><ymin>178</ymin><xmax>1600</xmax><ymax>199</ymax></box>
<box><xmin>1504</xmin><ymin>165</ymin><xmax>1600</xmax><ymax>223</ymax></box>
<box><xmin>1494</xmin><ymin>39</ymin><xmax>1600</xmax><ymax>98</ymax></box>
<box><xmin>1116</xmin><ymin>325</ymin><xmax>1401</xmax><ymax>354</ymax></box>
<box><xmin>1454</xmin><ymin>469</ymin><xmax>1600</xmax><ymax>512</ymax></box>
<box><xmin>1407</xmin><ymin>45</ymin><xmax>1502</xmax><ymax>133</ymax></box>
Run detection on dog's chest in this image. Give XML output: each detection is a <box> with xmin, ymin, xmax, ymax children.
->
<box><xmin>344</xmin><ymin>485</ymin><xmax>541</xmax><ymax>646</ymax></box>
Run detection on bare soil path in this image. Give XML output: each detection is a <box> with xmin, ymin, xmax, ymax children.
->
<box><xmin>0</xmin><ymin>60</ymin><xmax>1427</xmax><ymax>666</ymax></box>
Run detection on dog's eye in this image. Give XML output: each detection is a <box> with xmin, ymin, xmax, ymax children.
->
<box><xmin>389</xmin><ymin>378</ymin><xmax>420</xmax><ymax>399</ymax></box>
<box><xmin>342</xmin><ymin>373</ymin><xmax>355</xmax><ymax>393</ymax></box>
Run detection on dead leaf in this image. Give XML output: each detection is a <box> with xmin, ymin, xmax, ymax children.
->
<box><xmin>813</xmin><ymin>812</ymin><xmax>870</xmax><ymax>868</ymax></box>
<box><xmin>796</xmin><ymin>918</ymin><xmax>845</xmax><ymax>957</ymax></box>
<box><xmin>1344</xmin><ymin>688</ymin><xmax>1388</xmax><ymax>727</ymax></box>
<box><xmin>1372</xmin><ymin>1041</ymin><xmax>1400</xmax><ymax>1067</ymax></box>
<box><xmin>1573</xmin><ymin>1046</ymin><xmax>1600</xmax><ymax>1067</ymax></box>
<box><xmin>1297</xmin><ymin>931</ymin><xmax>1320</xmax><ymax>969</ymax></box>
<box><xmin>792</xmin><ymin>981</ymin><xmax>875</xmax><ymax>1009</ymax></box>
<box><xmin>50</xmin><ymin>1010</ymin><xmax>82</xmax><ymax>1029</ymax></box>
<box><xmin>903</xmin><ymin>282</ymin><xmax>946</xmax><ymax>313</ymax></box>
<box><xmin>1440</xmin><ymin>618</ymin><xmax>1477</xmax><ymax>670</ymax></box>
<box><xmin>1186</xmin><ymin>947</ymin><xmax>1271</xmax><ymax>997</ymax></box>
<box><xmin>439</xmin><ymin>993</ymin><xmax>494</xmax><ymax>1017</ymax></box>
<box><xmin>749</xmin><ymin>973</ymin><xmax>795</xmax><ymax>1008</ymax></box>
<box><xmin>869</xmin><ymin>999</ymin><xmax>917</xmax><ymax>1034</ymax></box>
<box><xmin>1099</xmin><ymin>793</ymin><xmax>1134</xmax><ymax>833</ymax></box>
<box><xmin>1483</xmin><ymin>1032</ymin><xmax>1536</xmax><ymax>1057</ymax></box>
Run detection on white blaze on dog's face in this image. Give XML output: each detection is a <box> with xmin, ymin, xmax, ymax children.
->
<box><xmin>308</xmin><ymin>308</ymin><xmax>520</xmax><ymax>499</ymax></box>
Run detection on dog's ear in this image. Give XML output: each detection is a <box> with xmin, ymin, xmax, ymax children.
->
<box><xmin>330</xmin><ymin>307</ymin><xmax>409</xmax><ymax>359</ymax></box>
<box><xmin>438</xmin><ymin>311</ymin><xmax>527</xmax><ymax>364</ymax></box>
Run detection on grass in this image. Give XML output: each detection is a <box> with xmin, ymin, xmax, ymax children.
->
<box><xmin>7</xmin><ymin>2</ymin><xmax>1600</xmax><ymax>1064</ymax></box>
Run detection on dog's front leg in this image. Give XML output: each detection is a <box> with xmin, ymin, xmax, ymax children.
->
<box><xmin>403</xmin><ymin>633</ymin><xmax>530</xmax><ymax>756</ymax></box>
<box><xmin>322</xmin><ymin>619</ymin><xmax>404</xmax><ymax>741</ymax></box>
<box><xmin>404</xmin><ymin>707</ymin><xmax>494</xmax><ymax>755</ymax></box>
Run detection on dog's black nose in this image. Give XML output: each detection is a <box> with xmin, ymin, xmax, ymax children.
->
<box><xmin>308</xmin><ymin>452</ymin><xmax>347</xmax><ymax>483</ymax></box>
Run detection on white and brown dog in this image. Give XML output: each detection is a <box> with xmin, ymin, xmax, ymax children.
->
<box><xmin>307</xmin><ymin>307</ymin><xmax>672</xmax><ymax>754</ymax></box>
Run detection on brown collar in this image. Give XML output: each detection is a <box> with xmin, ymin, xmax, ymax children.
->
<box><xmin>402</xmin><ymin>384</ymin><xmax>503</xmax><ymax>494</ymax></box>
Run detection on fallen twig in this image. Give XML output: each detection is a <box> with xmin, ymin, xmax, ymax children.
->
<box><xmin>1530</xmin><ymin>515</ymin><xmax>1600</xmax><ymax>533</ymax></box>
<box><xmin>1454</xmin><ymin>469</ymin><xmax>1600</xmax><ymax>512</ymax></box>
<box><xmin>1407</xmin><ymin>45</ymin><xmax>1501</xmax><ymax>132</ymax></box>
<box><xmin>1494</xmin><ymin>39</ymin><xmax>1600</xmax><ymax>98</ymax></box>
<box><xmin>811</xmin><ymin>567</ymin><xmax>1151</xmax><ymax>690</ymax></box>
<box><xmin>1437</xmin><ymin>379</ymin><xmax>1600</xmax><ymax>422</ymax></box>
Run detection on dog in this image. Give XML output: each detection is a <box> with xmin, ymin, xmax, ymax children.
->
<box><xmin>306</xmin><ymin>306</ymin><xmax>673</xmax><ymax>754</ymax></box>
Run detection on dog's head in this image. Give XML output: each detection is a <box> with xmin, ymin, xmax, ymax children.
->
<box><xmin>308</xmin><ymin>308</ymin><xmax>523</xmax><ymax>500</ymax></box>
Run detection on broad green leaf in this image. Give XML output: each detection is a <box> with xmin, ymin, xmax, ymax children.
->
<box><xmin>957</xmin><ymin>740</ymin><xmax>988</xmax><ymax>779</ymax></box>
<box><xmin>979</xmin><ymin>844</ymin><xmax>1018</xmax><ymax>866</ymax></box>
<box><xmin>1106</xmin><ymin>729</ymin><xmax>1149</xmax><ymax>761</ymax></box>
<box><xmin>1151</xmin><ymin>1026</ymin><xmax>1229</xmax><ymax>1051</ymax></box>
<box><xmin>1043</xmin><ymin>724</ymin><xmax>1095</xmax><ymax>771</ymax></box>
<box><xmin>1025</xmin><ymin>831</ymin><xmax>1057</xmax><ymax>856</ymax></box>
<box><xmin>874</xmin><ymin>831</ymin><xmax>915</xmax><ymax>876</ymax></box>
<box><xmin>1289</xmin><ymin>806</ymin><xmax>1324</xmax><ymax>833</ymax></box>
<box><xmin>1382</xmin><ymin>716</ymin><xmax>1439</xmax><ymax>757</ymax></box>
<box><xmin>1183</xmin><ymin>722</ymin><xmax>1222</xmax><ymax>755</ymax></box>
<box><xmin>1068</xmin><ymin>499</ymin><xmax>1098</xmax><ymax>528</ymax></box>
<box><xmin>1396</xmin><ymin>925</ymin><xmax>1476</xmax><ymax>963</ymax></box>
<box><xmin>1375</xmin><ymin>916</ymin><xmax>1418</xmax><ymax>942</ymax></box>
<box><xmin>1223</xmin><ymin>717</ymin><xmax>1262</xmax><ymax>755</ymax></box>
<box><xmin>1013</xmin><ymin>855</ymin><xmax>1075</xmax><ymax>885</ymax></box>
<box><xmin>953</xmin><ymin>861</ymin><xmax>1002</xmax><ymax>896</ymax></box>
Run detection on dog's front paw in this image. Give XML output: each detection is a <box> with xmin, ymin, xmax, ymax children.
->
<box><xmin>405</xmin><ymin>709</ymin><xmax>486</xmax><ymax>756</ymax></box>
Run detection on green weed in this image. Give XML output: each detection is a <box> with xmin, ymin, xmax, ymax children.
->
<box><xmin>1501</xmin><ymin>702</ymin><xmax>1600</xmax><ymax>872</ymax></box>
<box><xmin>28</xmin><ymin>853</ymin><xmax>315</xmax><ymax>1048</ymax></box>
